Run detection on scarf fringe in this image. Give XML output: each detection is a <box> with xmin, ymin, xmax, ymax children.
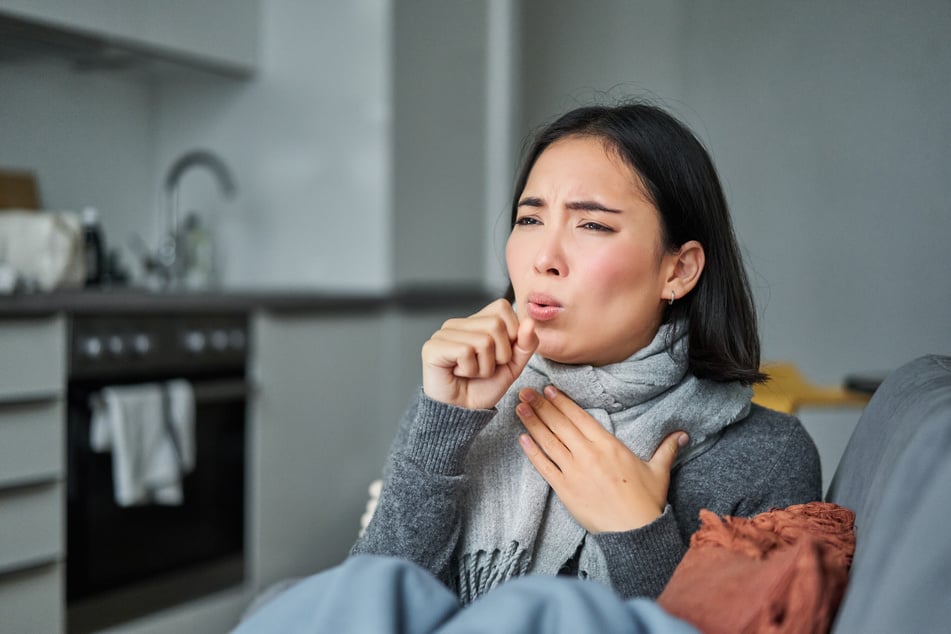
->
<box><xmin>455</xmin><ymin>541</ymin><xmax>531</xmax><ymax>604</ymax></box>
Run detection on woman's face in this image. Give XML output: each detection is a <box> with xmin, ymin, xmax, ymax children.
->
<box><xmin>506</xmin><ymin>135</ymin><xmax>677</xmax><ymax>366</ymax></box>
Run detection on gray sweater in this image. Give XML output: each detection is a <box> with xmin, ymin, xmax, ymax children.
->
<box><xmin>352</xmin><ymin>391</ymin><xmax>822</xmax><ymax>599</ymax></box>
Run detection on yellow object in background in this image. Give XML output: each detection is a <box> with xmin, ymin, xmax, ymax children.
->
<box><xmin>753</xmin><ymin>362</ymin><xmax>872</xmax><ymax>414</ymax></box>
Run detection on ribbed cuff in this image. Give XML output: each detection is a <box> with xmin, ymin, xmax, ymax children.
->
<box><xmin>593</xmin><ymin>504</ymin><xmax>688</xmax><ymax>599</ymax></box>
<box><xmin>404</xmin><ymin>390</ymin><xmax>496</xmax><ymax>475</ymax></box>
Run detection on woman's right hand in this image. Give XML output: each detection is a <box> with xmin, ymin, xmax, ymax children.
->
<box><xmin>422</xmin><ymin>299</ymin><xmax>538</xmax><ymax>410</ymax></box>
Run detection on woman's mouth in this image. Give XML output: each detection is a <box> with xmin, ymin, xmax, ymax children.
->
<box><xmin>526</xmin><ymin>294</ymin><xmax>563</xmax><ymax>321</ymax></box>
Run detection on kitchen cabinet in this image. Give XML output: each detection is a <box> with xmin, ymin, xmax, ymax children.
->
<box><xmin>250</xmin><ymin>310</ymin><xmax>392</xmax><ymax>589</ymax></box>
<box><xmin>248</xmin><ymin>296</ymin><xmax>491</xmax><ymax>592</ymax></box>
<box><xmin>0</xmin><ymin>291</ymin><xmax>490</xmax><ymax>631</ymax></box>
<box><xmin>0</xmin><ymin>0</ymin><xmax>260</xmax><ymax>76</ymax></box>
<box><xmin>0</xmin><ymin>315</ymin><xmax>66</xmax><ymax>634</ymax></box>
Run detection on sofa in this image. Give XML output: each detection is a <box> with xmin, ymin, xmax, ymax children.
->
<box><xmin>653</xmin><ymin>354</ymin><xmax>951</xmax><ymax>634</ymax></box>
<box><xmin>823</xmin><ymin>354</ymin><xmax>951</xmax><ymax>633</ymax></box>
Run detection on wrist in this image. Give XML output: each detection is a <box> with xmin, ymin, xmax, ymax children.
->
<box><xmin>405</xmin><ymin>391</ymin><xmax>496</xmax><ymax>474</ymax></box>
<box><xmin>592</xmin><ymin>503</ymin><xmax>665</xmax><ymax>534</ymax></box>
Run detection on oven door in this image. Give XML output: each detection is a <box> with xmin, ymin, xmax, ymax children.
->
<box><xmin>66</xmin><ymin>375</ymin><xmax>247</xmax><ymax>633</ymax></box>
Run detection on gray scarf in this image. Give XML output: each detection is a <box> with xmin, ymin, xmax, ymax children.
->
<box><xmin>453</xmin><ymin>322</ymin><xmax>752</xmax><ymax>603</ymax></box>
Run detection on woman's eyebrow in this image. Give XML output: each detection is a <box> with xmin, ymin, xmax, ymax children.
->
<box><xmin>517</xmin><ymin>196</ymin><xmax>544</xmax><ymax>208</ymax></box>
<box><xmin>517</xmin><ymin>197</ymin><xmax>622</xmax><ymax>213</ymax></box>
<box><xmin>566</xmin><ymin>200</ymin><xmax>623</xmax><ymax>214</ymax></box>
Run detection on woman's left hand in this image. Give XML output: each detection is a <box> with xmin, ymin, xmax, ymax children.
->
<box><xmin>516</xmin><ymin>385</ymin><xmax>688</xmax><ymax>534</ymax></box>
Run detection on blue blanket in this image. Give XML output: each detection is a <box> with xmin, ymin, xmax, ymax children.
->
<box><xmin>233</xmin><ymin>555</ymin><xmax>697</xmax><ymax>634</ymax></box>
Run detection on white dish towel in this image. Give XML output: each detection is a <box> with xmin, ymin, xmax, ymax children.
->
<box><xmin>90</xmin><ymin>380</ymin><xmax>196</xmax><ymax>507</ymax></box>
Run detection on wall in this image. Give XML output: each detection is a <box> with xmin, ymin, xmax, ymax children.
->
<box><xmin>152</xmin><ymin>0</ymin><xmax>392</xmax><ymax>291</ymax></box>
<box><xmin>518</xmin><ymin>0</ymin><xmax>951</xmax><ymax>488</ymax></box>
<box><xmin>1</xmin><ymin>0</ymin><xmax>512</xmax><ymax>293</ymax></box>
<box><xmin>519</xmin><ymin>0</ymin><xmax>687</xmax><ymax>128</ymax></box>
<box><xmin>391</xmin><ymin>0</ymin><xmax>487</xmax><ymax>288</ymax></box>
<box><xmin>0</xmin><ymin>1</ymin><xmax>391</xmax><ymax>291</ymax></box>
<box><xmin>0</xmin><ymin>55</ymin><xmax>155</xmax><ymax>263</ymax></box>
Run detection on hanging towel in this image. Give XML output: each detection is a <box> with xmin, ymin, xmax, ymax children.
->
<box><xmin>90</xmin><ymin>379</ymin><xmax>196</xmax><ymax>507</ymax></box>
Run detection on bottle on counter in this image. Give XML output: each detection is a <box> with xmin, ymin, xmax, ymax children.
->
<box><xmin>181</xmin><ymin>210</ymin><xmax>218</xmax><ymax>289</ymax></box>
<box><xmin>81</xmin><ymin>206</ymin><xmax>106</xmax><ymax>287</ymax></box>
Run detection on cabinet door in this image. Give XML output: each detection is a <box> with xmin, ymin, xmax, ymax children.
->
<box><xmin>250</xmin><ymin>312</ymin><xmax>392</xmax><ymax>589</ymax></box>
<box><xmin>0</xmin><ymin>0</ymin><xmax>126</xmax><ymax>35</ymax></box>
<box><xmin>0</xmin><ymin>482</ymin><xmax>63</xmax><ymax>573</ymax></box>
<box><xmin>134</xmin><ymin>1</ymin><xmax>260</xmax><ymax>74</ymax></box>
<box><xmin>0</xmin><ymin>316</ymin><xmax>64</xmax><ymax>401</ymax></box>
<box><xmin>0</xmin><ymin>0</ymin><xmax>260</xmax><ymax>75</ymax></box>
<box><xmin>0</xmin><ymin>563</ymin><xmax>63</xmax><ymax>633</ymax></box>
<box><xmin>0</xmin><ymin>400</ymin><xmax>63</xmax><ymax>487</ymax></box>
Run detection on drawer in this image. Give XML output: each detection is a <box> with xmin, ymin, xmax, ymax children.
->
<box><xmin>0</xmin><ymin>399</ymin><xmax>64</xmax><ymax>487</ymax></box>
<box><xmin>0</xmin><ymin>316</ymin><xmax>65</xmax><ymax>401</ymax></box>
<box><xmin>0</xmin><ymin>482</ymin><xmax>63</xmax><ymax>573</ymax></box>
<box><xmin>0</xmin><ymin>562</ymin><xmax>63</xmax><ymax>633</ymax></box>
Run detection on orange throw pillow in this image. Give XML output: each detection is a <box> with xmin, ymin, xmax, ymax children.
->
<box><xmin>657</xmin><ymin>502</ymin><xmax>855</xmax><ymax>634</ymax></box>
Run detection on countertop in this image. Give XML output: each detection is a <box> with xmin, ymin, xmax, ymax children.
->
<box><xmin>0</xmin><ymin>286</ymin><xmax>497</xmax><ymax>317</ymax></box>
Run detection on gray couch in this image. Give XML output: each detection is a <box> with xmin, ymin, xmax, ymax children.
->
<box><xmin>826</xmin><ymin>354</ymin><xmax>951</xmax><ymax>633</ymax></box>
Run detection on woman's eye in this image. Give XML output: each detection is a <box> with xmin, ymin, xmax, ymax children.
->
<box><xmin>515</xmin><ymin>217</ymin><xmax>540</xmax><ymax>226</ymax></box>
<box><xmin>581</xmin><ymin>222</ymin><xmax>613</xmax><ymax>232</ymax></box>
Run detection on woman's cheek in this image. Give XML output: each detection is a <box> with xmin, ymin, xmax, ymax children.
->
<box><xmin>505</xmin><ymin>232</ymin><xmax>533</xmax><ymax>294</ymax></box>
<box><xmin>582</xmin><ymin>252</ymin><xmax>632</xmax><ymax>296</ymax></box>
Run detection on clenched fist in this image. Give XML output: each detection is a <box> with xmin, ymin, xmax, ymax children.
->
<box><xmin>421</xmin><ymin>299</ymin><xmax>539</xmax><ymax>410</ymax></box>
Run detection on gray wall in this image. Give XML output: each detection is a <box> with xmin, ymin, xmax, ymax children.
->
<box><xmin>1</xmin><ymin>0</ymin><xmax>393</xmax><ymax>291</ymax></box>
<box><xmin>152</xmin><ymin>0</ymin><xmax>392</xmax><ymax>291</ymax></box>
<box><xmin>0</xmin><ymin>57</ymin><xmax>155</xmax><ymax>263</ymax></box>
<box><xmin>519</xmin><ymin>0</ymin><xmax>951</xmax><ymax>488</ymax></box>
<box><xmin>392</xmin><ymin>0</ymin><xmax>488</xmax><ymax>288</ymax></box>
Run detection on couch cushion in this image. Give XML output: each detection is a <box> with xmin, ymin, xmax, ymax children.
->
<box><xmin>826</xmin><ymin>354</ymin><xmax>951</xmax><ymax>633</ymax></box>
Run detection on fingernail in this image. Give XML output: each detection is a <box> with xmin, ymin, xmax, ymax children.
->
<box><xmin>516</xmin><ymin>403</ymin><xmax>532</xmax><ymax>417</ymax></box>
<box><xmin>678</xmin><ymin>433</ymin><xmax>689</xmax><ymax>447</ymax></box>
<box><xmin>544</xmin><ymin>385</ymin><xmax>558</xmax><ymax>399</ymax></box>
<box><xmin>520</xmin><ymin>388</ymin><xmax>536</xmax><ymax>403</ymax></box>
<box><xmin>518</xmin><ymin>434</ymin><xmax>533</xmax><ymax>449</ymax></box>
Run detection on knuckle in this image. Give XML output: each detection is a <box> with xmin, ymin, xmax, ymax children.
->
<box><xmin>475</xmin><ymin>331</ymin><xmax>495</xmax><ymax>351</ymax></box>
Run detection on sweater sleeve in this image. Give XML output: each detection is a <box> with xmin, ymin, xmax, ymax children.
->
<box><xmin>591</xmin><ymin>504</ymin><xmax>688</xmax><ymax>599</ymax></box>
<box><xmin>350</xmin><ymin>390</ymin><xmax>495</xmax><ymax>585</ymax></box>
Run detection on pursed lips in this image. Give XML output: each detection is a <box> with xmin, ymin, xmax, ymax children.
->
<box><xmin>526</xmin><ymin>293</ymin><xmax>564</xmax><ymax>321</ymax></box>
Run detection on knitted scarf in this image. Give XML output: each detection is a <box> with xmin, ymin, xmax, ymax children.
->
<box><xmin>453</xmin><ymin>322</ymin><xmax>752</xmax><ymax>604</ymax></box>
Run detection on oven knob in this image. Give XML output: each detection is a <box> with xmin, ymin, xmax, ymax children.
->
<box><xmin>132</xmin><ymin>333</ymin><xmax>152</xmax><ymax>355</ymax></box>
<box><xmin>107</xmin><ymin>335</ymin><xmax>125</xmax><ymax>356</ymax></box>
<box><xmin>184</xmin><ymin>330</ymin><xmax>207</xmax><ymax>354</ymax></box>
<box><xmin>228</xmin><ymin>329</ymin><xmax>246</xmax><ymax>351</ymax></box>
<box><xmin>210</xmin><ymin>329</ymin><xmax>229</xmax><ymax>352</ymax></box>
<box><xmin>81</xmin><ymin>336</ymin><xmax>103</xmax><ymax>359</ymax></box>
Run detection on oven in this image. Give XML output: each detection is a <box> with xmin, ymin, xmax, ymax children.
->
<box><xmin>65</xmin><ymin>312</ymin><xmax>249</xmax><ymax>633</ymax></box>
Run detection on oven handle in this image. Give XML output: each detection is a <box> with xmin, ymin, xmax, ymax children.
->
<box><xmin>192</xmin><ymin>378</ymin><xmax>251</xmax><ymax>404</ymax></box>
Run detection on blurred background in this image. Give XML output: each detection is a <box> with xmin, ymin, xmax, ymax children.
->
<box><xmin>0</xmin><ymin>1</ymin><xmax>949</xmax><ymax>631</ymax></box>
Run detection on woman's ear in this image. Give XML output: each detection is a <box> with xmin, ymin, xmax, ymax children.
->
<box><xmin>663</xmin><ymin>240</ymin><xmax>705</xmax><ymax>301</ymax></box>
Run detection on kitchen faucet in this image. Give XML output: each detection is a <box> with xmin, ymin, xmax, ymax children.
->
<box><xmin>150</xmin><ymin>149</ymin><xmax>237</xmax><ymax>286</ymax></box>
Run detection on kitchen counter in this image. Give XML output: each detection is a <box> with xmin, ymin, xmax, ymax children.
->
<box><xmin>0</xmin><ymin>286</ymin><xmax>496</xmax><ymax>317</ymax></box>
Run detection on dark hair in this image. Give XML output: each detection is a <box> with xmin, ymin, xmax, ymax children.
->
<box><xmin>506</xmin><ymin>101</ymin><xmax>765</xmax><ymax>384</ymax></box>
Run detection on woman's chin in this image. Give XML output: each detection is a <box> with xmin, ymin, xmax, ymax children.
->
<box><xmin>536</xmin><ymin>341</ymin><xmax>583</xmax><ymax>366</ymax></box>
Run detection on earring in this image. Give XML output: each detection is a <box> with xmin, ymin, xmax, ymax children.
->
<box><xmin>669</xmin><ymin>290</ymin><xmax>676</xmax><ymax>306</ymax></box>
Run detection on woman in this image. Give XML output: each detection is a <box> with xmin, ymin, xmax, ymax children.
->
<box><xmin>352</xmin><ymin>102</ymin><xmax>821</xmax><ymax>602</ymax></box>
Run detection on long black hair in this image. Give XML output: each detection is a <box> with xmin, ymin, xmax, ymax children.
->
<box><xmin>506</xmin><ymin>101</ymin><xmax>765</xmax><ymax>384</ymax></box>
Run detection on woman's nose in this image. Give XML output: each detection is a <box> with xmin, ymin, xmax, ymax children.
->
<box><xmin>533</xmin><ymin>230</ymin><xmax>567</xmax><ymax>276</ymax></box>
